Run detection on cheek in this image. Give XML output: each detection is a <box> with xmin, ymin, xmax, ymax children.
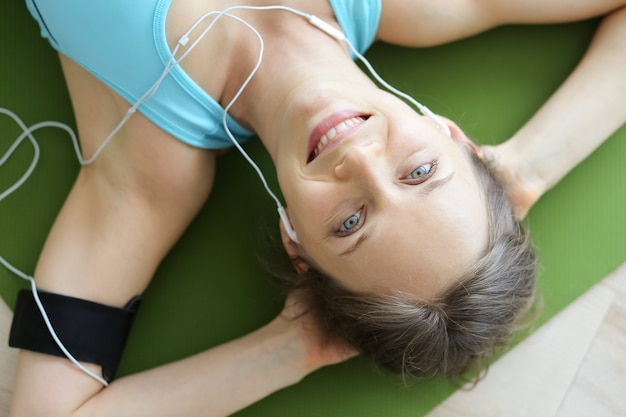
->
<box><xmin>286</xmin><ymin>183</ymin><xmax>340</xmax><ymax>236</ymax></box>
<box><xmin>290</xmin><ymin>192</ymin><xmax>329</xmax><ymax>229</ymax></box>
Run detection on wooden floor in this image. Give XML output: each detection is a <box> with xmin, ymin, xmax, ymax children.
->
<box><xmin>1</xmin><ymin>263</ymin><xmax>625</xmax><ymax>417</ymax></box>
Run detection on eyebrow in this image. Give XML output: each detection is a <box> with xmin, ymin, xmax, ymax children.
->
<box><xmin>339</xmin><ymin>170</ymin><xmax>456</xmax><ymax>256</ymax></box>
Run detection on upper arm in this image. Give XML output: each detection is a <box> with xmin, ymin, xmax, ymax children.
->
<box><xmin>377</xmin><ymin>0</ymin><xmax>626</xmax><ymax>47</ymax></box>
<box><xmin>377</xmin><ymin>0</ymin><xmax>493</xmax><ymax>47</ymax></box>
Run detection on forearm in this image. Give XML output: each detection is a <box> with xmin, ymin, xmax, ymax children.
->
<box><xmin>75</xmin><ymin>316</ymin><xmax>311</xmax><ymax>417</ymax></box>
<box><xmin>11</xmin><ymin>314</ymin><xmax>313</xmax><ymax>417</ymax></box>
<box><xmin>495</xmin><ymin>8</ymin><xmax>626</xmax><ymax>208</ymax></box>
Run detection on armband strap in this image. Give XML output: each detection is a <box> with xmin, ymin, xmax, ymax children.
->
<box><xmin>9</xmin><ymin>289</ymin><xmax>141</xmax><ymax>382</ymax></box>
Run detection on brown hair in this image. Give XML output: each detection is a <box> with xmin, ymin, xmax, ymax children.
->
<box><xmin>276</xmin><ymin>148</ymin><xmax>538</xmax><ymax>379</ymax></box>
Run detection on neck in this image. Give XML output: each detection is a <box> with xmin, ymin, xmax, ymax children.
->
<box><xmin>222</xmin><ymin>9</ymin><xmax>376</xmax><ymax>160</ymax></box>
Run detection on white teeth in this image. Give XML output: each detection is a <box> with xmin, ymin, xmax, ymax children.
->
<box><xmin>312</xmin><ymin>116</ymin><xmax>367</xmax><ymax>160</ymax></box>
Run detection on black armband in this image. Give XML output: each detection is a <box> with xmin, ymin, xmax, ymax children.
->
<box><xmin>9</xmin><ymin>289</ymin><xmax>141</xmax><ymax>382</ymax></box>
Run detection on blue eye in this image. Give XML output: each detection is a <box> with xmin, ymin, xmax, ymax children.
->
<box><xmin>339</xmin><ymin>210</ymin><xmax>362</xmax><ymax>234</ymax></box>
<box><xmin>407</xmin><ymin>160</ymin><xmax>437</xmax><ymax>182</ymax></box>
<box><xmin>409</xmin><ymin>164</ymin><xmax>432</xmax><ymax>179</ymax></box>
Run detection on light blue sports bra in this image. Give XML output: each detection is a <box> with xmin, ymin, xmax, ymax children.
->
<box><xmin>26</xmin><ymin>0</ymin><xmax>382</xmax><ymax>149</ymax></box>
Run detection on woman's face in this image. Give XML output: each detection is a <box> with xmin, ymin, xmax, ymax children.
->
<box><xmin>273</xmin><ymin>82</ymin><xmax>489</xmax><ymax>299</ymax></box>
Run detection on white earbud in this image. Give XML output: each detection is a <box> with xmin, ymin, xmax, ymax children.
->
<box><xmin>278</xmin><ymin>206</ymin><xmax>299</xmax><ymax>243</ymax></box>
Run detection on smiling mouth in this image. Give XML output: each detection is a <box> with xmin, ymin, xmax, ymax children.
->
<box><xmin>307</xmin><ymin>115</ymin><xmax>370</xmax><ymax>163</ymax></box>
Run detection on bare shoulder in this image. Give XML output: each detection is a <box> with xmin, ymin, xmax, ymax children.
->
<box><xmin>377</xmin><ymin>0</ymin><xmax>626</xmax><ymax>47</ymax></box>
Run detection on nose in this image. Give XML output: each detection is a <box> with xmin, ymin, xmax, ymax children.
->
<box><xmin>333</xmin><ymin>141</ymin><xmax>384</xmax><ymax>185</ymax></box>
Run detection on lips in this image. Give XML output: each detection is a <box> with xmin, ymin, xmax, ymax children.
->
<box><xmin>307</xmin><ymin>111</ymin><xmax>369</xmax><ymax>163</ymax></box>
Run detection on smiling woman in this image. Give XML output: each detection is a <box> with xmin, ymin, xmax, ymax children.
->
<box><xmin>274</xmin><ymin>87</ymin><xmax>492</xmax><ymax>294</ymax></box>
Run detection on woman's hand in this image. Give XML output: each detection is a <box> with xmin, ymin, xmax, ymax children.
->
<box><xmin>278</xmin><ymin>292</ymin><xmax>357</xmax><ymax>373</ymax></box>
<box><xmin>480</xmin><ymin>144</ymin><xmax>544</xmax><ymax>220</ymax></box>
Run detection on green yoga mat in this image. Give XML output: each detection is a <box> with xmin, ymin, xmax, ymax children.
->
<box><xmin>2</xmin><ymin>2</ymin><xmax>625</xmax><ymax>415</ymax></box>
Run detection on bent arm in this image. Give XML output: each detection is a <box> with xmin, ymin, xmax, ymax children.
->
<box><xmin>11</xmin><ymin>180</ymin><xmax>331</xmax><ymax>417</ymax></box>
<box><xmin>485</xmin><ymin>7</ymin><xmax>626</xmax><ymax>218</ymax></box>
<box><xmin>76</xmin><ymin>294</ymin><xmax>352</xmax><ymax>417</ymax></box>
<box><xmin>8</xmin><ymin>55</ymin><xmax>316</xmax><ymax>417</ymax></box>
<box><xmin>12</xmin><ymin>311</ymin><xmax>316</xmax><ymax>417</ymax></box>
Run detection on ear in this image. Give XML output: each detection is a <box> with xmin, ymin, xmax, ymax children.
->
<box><xmin>438</xmin><ymin>116</ymin><xmax>484</xmax><ymax>158</ymax></box>
<box><xmin>279</xmin><ymin>208</ymin><xmax>309</xmax><ymax>275</ymax></box>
